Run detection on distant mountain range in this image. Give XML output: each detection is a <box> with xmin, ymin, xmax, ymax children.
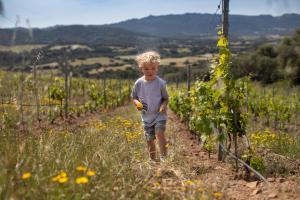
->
<box><xmin>0</xmin><ymin>13</ymin><xmax>299</xmax><ymax>45</ymax></box>
<box><xmin>110</xmin><ymin>13</ymin><xmax>300</xmax><ymax>38</ymax></box>
<box><xmin>0</xmin><ymin>25</ymin><xmax>156</xmax><ymax>45</ymax></box>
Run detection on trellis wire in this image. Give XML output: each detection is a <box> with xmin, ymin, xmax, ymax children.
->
<box><xmin>211</xmin><ymin>123</ymin><xmax>270</xmax><ymax>186</ymax></box>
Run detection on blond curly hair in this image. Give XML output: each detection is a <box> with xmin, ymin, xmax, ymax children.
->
<box><xmin>136</xmin><ymin>51</ymin><xmax>161</xmax><ymax>68</ymax></box>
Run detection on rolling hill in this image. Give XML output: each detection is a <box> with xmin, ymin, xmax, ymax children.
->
<box><xmin>0</xmin><ymin>13</ymin><xmax>299</xmax><ymax>45</ymax></box>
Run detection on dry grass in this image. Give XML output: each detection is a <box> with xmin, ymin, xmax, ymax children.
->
<box><xmin>70</xmin><ymin>57</ymin><xmax>123</xmax><ymax>66</ymax></box>
<box><xmin>118</xmin><ymin>54</ymin><xmax>214</xmax><ymax>67</ymax></box>
<box><xmin>109</xmin><ymin>46</ymin><xmax>136</xmax><ymax>53</ymax></box>
<box><xmin>88</xmin><ymin>64</ymin><xmax>133</xmax><ymax>74</ymax></box>
<box><xmin>49</xmin><ymin>44</ymin><xmax>93</xmax><ymax>51</ymax></box>
<box><xmin>160</xmin><ymin>54</ymin><xmax>213</xmax><ymax>67</ymax></box>
<box><xmin>0</xmin><ymin>45</ymin><xmax>45</xmax><ymax>53</ymax></box>
<box><xmin>37</xmin><ymin>62</ymin><xmax>59</xmax><ymax>69</ymax></box>
<box><xmin>176</xmin><ymin>48</ymin><xmax>191</xmax><ymax>53</ymax></box>
<box><xmin>0</xmin><ymin>105</ymin><xmax>219</xmax><ymax>199</ymax></box>
<box><xmin>118</xmin><ymin>55</ymin><xmax>136</xmax><ymax>60</ymax></box>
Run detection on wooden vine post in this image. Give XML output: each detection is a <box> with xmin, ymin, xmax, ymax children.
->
<box><xmin>33</xmin><ymin>51</ymin><xmax>42</xmax><ymax>125</ymax></box>
<box><xmin>61</xmin><ymin>49</ymin><xmax>69</xmax><ymax>119</ymax></box>
<box><xmin>218</xmin><ymin>0</ymin><xmax>230</xmax><ymax>162</ymax></box>
<box><xmin>103</xmin><ymin>78</ymin><xmax>107</xmax><ymax>109</ymax></box>
<box><xmin>187</xmin><ymin>64</ymin><xmax>191</xmax><ymax>97</ymax></box>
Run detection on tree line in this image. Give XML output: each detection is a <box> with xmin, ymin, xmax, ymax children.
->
<box><xmin>231</xmin><ymin>28</ymin><xmax>300</xmax><ymax>85</ymax></box>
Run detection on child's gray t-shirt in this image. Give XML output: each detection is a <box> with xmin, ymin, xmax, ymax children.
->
<box><xmin>131</xmin><ymin>76</ymin><xmax>169</xmax><ymax>127</ymax></box>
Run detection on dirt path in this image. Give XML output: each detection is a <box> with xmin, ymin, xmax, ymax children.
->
<box><xmin>165</xmin><ymin>110</ymin><xmax>300</xmax><ymax>200</ymax></box>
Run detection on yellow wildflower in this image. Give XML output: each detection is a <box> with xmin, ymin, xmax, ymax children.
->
<box><xmin>76</xmin><ymin>177</ymin><xmax>89</xmax><ymax>184</ymax></box>
<box><xmin>60</xmin><ymin>171</ymin><xmax>67</xmax><ymax>177</ymax></box>
<box><xmin>52</xmin><ymin>171</ymin><xmax>68</xmax><ymax>183</ymax></box>
<box><xmin>76</xmin><ymin>166</ymin><xmax>87</xmax><ymax>171</ymax></box>
<box><xmin>183</xmin><ymin>180</ymin><xmax>194</xmax><ymax>186</ymax></box>
<box><xmin>22</xmin><ymin>172</ymin><xmax>31</xmax><ymax>180</ymax></box>
<box><xmin>86</xmin><ymin>170</ymin><xmax>96</xmax><ymax>177</ymax></box>
<box><xmin>58</xmin><ymin>177</ymin><xmax>68</xmax><ymax>183</ymax></box>
<box><xmin>198</xmin><ymin>187</ymin><xmax>206</xmax><ymax>192</ymax></box>
<box><xmin>153</xmin><ymin>182</ymin><xmax>161</xmax><ymax>187</ymax></box>
<box><xmin>52</xmin><ymin>175</ymin><xmax>60</xmax><ymax>182</ymax></box>
<box><xmin>213</xmin><ymin>192</ymin><xmax>223</xmax><ymax>198</ymax></box>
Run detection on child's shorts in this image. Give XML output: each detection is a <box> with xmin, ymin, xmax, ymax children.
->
<box><xmin>143</xmin><ymin>120</ymin><xmax>167</xmax><ymax>141</ymax></box>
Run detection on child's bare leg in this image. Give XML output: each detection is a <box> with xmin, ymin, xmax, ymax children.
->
<box><xmin>156</xmin><ymin>130</ymin><xmax>167</xmax><ymax>157</ymax></box>
<box><xmin>147</xmin><ymin>140</ymin><xmax>156</xmax><ymax>160</ymax></box>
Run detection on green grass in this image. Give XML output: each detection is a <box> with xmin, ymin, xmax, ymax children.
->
<box><xmin>0</xmin><ymin>105</ymin><xmax>218</xmax><ymax>199</ymax></box>
<box><xmin>245</xmin><ymin>82</ymin><xmax>300</xmax><ymax>176</ymax></box>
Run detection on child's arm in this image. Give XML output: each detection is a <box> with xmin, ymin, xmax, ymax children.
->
<box><xmin>160</xmin><ymin>98</ymin><xmax>169</xmax><ymax>113</ymax></box>
<box><xmin>160</xmin><ymin>80</ymin><xmax>169</xmax><ymax>113</ymax></box>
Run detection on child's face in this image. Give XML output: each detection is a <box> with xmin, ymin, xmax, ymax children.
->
<box><xmin>141</xmin><ymin>63</ymin><xmax>158</xmax><ymax>80</ymax></box>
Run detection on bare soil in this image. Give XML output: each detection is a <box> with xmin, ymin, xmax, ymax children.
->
<box><xmin>165</xmin><ymin>110</ymin><xmax>300</xmax><ymax>200</ymax></box>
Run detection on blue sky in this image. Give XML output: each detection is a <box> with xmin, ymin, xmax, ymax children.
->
<box><xmin>1</xmin><ymin>0</ymin><xmax>300</xmax><ymax>28</ymax></box>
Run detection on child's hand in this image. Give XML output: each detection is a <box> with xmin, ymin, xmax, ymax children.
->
<box><xmin>134</xmin><ymin>100</ymin><xmax>148</xmax><ymax>111</ymax></box>
<box><xmin>159</xmin><ymin>104</ymin><xmax>167</xmax><ymax>113</ymax></box>
<box><xmin>135</xmin><ymin>101</ymin><xmax>143</xmax><ymax>110</ymax></box>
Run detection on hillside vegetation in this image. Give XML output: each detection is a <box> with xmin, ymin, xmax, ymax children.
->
<box><xmin>232</xmin><ymin>28</ymin><xmax>300</xmax><ymax>85</ymax></box>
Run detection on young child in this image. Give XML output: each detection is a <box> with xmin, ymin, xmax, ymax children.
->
<box><xmin>131</xmin><ymin>51</ymin><xmax>169</xmax><ymax>162</ymax></box>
